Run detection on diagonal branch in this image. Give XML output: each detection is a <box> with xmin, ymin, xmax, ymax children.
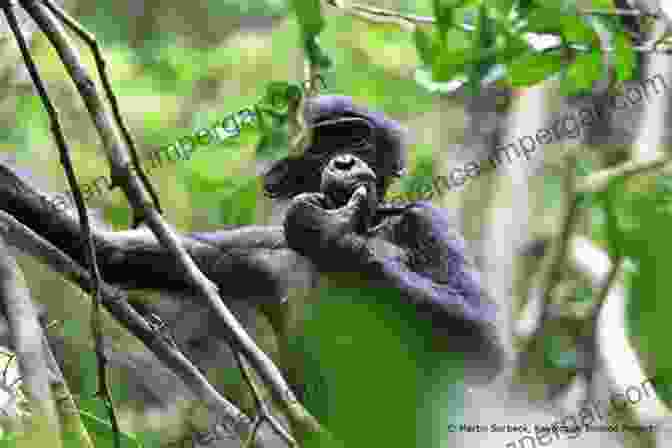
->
<box><xmin>577</xmin><ymin>154</ymin><xmax>672</xmax><ymax>194</ymax></box>
<box><xmin>1</xmin><ymin>3</ymin><xmax>120</xmax><ymax>445</ymax></box>
<box><xmin>0</xmin><ymin>209</ymin><xmax>289</xmax><ymax>448</ymax></box>
<box><xmin>16</xmin><ymin>0</ymin><xmax>323</xmax><ymax>438</ymax></box>
<box><xmin>39</xmin><ymin>0</ymin><xmax>163</xmax><ymax>226</ymax></box>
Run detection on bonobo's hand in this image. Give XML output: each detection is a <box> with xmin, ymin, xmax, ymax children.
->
<box><xmin>283</xmin><ymin>183</ymin><xmax>374</xmax><ymax>260</ymax></box>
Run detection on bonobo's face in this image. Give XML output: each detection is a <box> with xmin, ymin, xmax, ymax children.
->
<box><xmin>262</xmin><ymin>95</ymin><xmax>407</xmax><ymax>206</ymax></box>
<box><xmin>319</xmin><ymin>154</ymin><xmax>377</xmax><ymax>209</ymax></box>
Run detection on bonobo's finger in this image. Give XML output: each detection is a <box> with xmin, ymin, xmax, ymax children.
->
<box><xmin>346</xmin><ymin>185</ymin><xmax>367</xmax><ymax>206</ymax></box>
<box><xmin>290</xmin><ymin>192</ymin><xmax>326</xmax><ymax>209</ymax></box>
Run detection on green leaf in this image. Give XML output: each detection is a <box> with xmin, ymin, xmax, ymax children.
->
<box><xmin>600</xmin><ymin>181</ymin><xmax>627</xmax><ymax>261</ymax></box>
<box><xmin>524</xmin><ymin>7</ymin><xmax>564</xmax><ymax>34</ymax></box>
<box><xmin>612</xmin><ymin>27</ymin><xmax>636</xmax><ymax>81</ymax></box>
<box><xmin>216</xmin><ymin>177</ymin><xmax>259</xmax><ymax>226</ymax></box>
<box><xmin>561</xmin><ymin>49</ymin><xmax>604</xmax><ymax>95</ymax></box>
<box><xmin>290</xmin><ymin>0</ymin><xmax>324</xmax><ymax>38</ymax></box>
<box><xmin>413</xmin><ymin>27</ymin><xmax>438</xmax><ymax>66</ymax></box>
<box><xmin>255</xmin><ymin>125</ymin><xmax>291</xmax><ymax>160</ymax></box>
<box><xmin>497</xmin><ymin>30</ymin><xmax>532</xmax><ymax>62</ymax></box>
<box><xmin>79</xmin><ymin>409</ymin><xmax>143</xmax><ymax>448</ymax></box>
<box><xmin>560</xmin><ymin>15</ymin><xmax>597</xmax><ymax>44</ymax></box>
<box><xmin>433</xmin><ymin>0</ymin><xmax>456</xmax><ymax>35</ymax></box>
<box><xmin>490</xmin><ymin>0</ymin><xmax>515</xmax><ymax>16</ymax></box>
<box><xmin>433</xmin><ymin>46</ymin><xmax>474</xmax><ymax>82</ymax></box>
<box><xmin>525</xmin><ymin>7</ymin><xmax>597</xmax><ymax>44</ymax></box>
<box><xmin>399</xmin><ymin>154</ymin><xmax>435</xmax><ymax>200</ymax></box>
<box><xmin>470</xmin><ymin>3</ymin><xmax>498</xmax><ymax>94</ymax></box>
<box><xmin>431</xmin><ymin>28</ymin><xmax>475</xmax><ymax>82</ymax></box>
<box><xmin>515</xmin><ymin>0</ymin><xmax>536</xmax><ymax>16</ymax></box>
<box><xmin>304</xmin><ymin>36</ymin><xmax>333</xmax><ymax>70</ymax></box>
<box><xmin>261</xmin><ymin>81</ymin><xmax>294</xmax><ymax>110</ymax></box>
<box><xmin>507</xmin><ymin>53</ymin><xmax>564</xmax><ymax>87</ymax></box>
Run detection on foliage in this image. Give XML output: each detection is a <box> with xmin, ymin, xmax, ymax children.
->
<box><xmin>0</xmin><ymin>0</ymin><xmax>665</xmax><ymax>445</ymax></box>
<box><xmin>412</xmin><ymin>0</ymin><xmax>637</xmax><ymax>95</ymax></box>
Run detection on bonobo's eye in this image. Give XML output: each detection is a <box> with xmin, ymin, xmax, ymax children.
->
<box><xmin>310</xmin><ymin>116</ymin><xmax>375</xmax><ymax>152</ymax></box>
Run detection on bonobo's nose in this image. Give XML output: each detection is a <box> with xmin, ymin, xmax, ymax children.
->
<box><xmin>330</xmin><ymin>154</ymin><xmax>357</xmax><ymax>171</ymax></box>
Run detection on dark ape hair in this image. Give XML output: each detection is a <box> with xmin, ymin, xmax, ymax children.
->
<box><xmin>263</xmin><ymin>95</ymin><xmax>409</xmax><ymax>200</ymax></box>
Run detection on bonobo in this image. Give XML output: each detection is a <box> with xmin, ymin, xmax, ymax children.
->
<box><xmin>263</xmin><ymin>95</ymin><xmax>505</xmax><ymax>411</ymax></box>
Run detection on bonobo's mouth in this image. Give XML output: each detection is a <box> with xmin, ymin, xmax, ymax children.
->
<box><xmin>322</xmin><ymin>181</ymin><xmax>370</xmax><ymax>209</ymax></box>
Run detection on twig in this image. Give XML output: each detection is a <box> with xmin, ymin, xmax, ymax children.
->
<box><xmin>0</xmin><ymin>210</ymin><xmax>280</xmax><ymax>446</ymax></box>
<box><xmin>2</xmin><ymin>3</ymin><xmax>120</xmax><ymax>446</ymax></box>
<box><xmin>19</xmin><ymin>0</ymin><xmax>323</xmax><ymax>439</ymax></box>
<box><xmin>39</xmin><ymin>0</ymin><xmax>163</xmax><ymax>227</ymax></box>
<box><xmin>234</xmin><ymin>351</ymin><xmax>296</xmax><ymax>447</ymax></box>
<box><xmin>577</xmin><ymin>155</ymin><xmax>671</xmax><ymax>194</ymax></box>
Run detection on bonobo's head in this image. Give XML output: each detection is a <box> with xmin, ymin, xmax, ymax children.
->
<box><xmin>262</xmin><ymin>95</ymin><xmax>408</xmax><ymax>207</ymax></box>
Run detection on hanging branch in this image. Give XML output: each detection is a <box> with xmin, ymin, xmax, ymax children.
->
<box><xmin>14</xmin><ymin>0</ymin><xmax>323</xmax><ymax>440</ymax></box>
<box><xmin>39</xmin><ymin>0</ymin><xmax>163</xmax><ymax>227</ymax></box>
<box><xmin>1</xmin><ymin>3</ymin><xmax>121</xmax><ymax>446</ymax></box>
<box><xmin>0</xmin><ymin>233</ymin><xmax>61</xmax><ymax>447</ymax></box>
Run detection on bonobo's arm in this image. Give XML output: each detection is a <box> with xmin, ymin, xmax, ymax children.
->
<box><xmin>0</xmin><ymin>162</ymin><xmax>299</xmax><ymax>305</ymax></box>
<box><xmin>284</xmin><ymin>193</ymin><xmax>504</xmax><ymax>382</ymax></box>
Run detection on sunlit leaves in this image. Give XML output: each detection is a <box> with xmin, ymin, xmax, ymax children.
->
<box><xmin>290</xmin><ymin>0</ymin><xmax>324</xmax><ymax>38</ymax></box>
<box><xmin>254</xmin><ymin>81</ymin><xmax>306</xmax><ymax>161</ymax></box>
<box><xmin>507</xmin><ymin>52</ymin><xmax>564</xmax><ymax>87</ymax></box>
<box><xmin>561</xmin><ymin>49</ymin><xmax>604</xmax><ymax>96</ymax></box>
<box><xmin>612</xmin><ymin>28</ymin><xmax>636</xmax><ymax>82</ymax></box>
<box><xmin>414</xmin><ymin>0</ymin><xmax>637</xmax><ymax>94</ymax></box>
<box><xmin>413</xmin><ymin>27</ymin><xmax>439</xmax><ymax>66</ymax></box>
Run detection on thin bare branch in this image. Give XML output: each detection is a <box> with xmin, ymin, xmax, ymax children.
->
<box><xmin>0</xmin><ymin>233</ymin><xmax>61</xmax><ymax>447</ymax></box>
<box><xmin>234</xmin><ymin>351</ymin><xmax>297</xmax><ymax>447</ymax></box>
<box><xmin>18</xmin><ymin>0</ymin><xmax>323</xmax><ymax>439</ymax></box>
<box><xmin>2</xmin><ymin>2</ymin><xmax>121</xmax><ymax>445</ymax></box>
<box><xmin>3</xmin><ymin>1</ymin><xmax>121</xmax><ymax>448</ymax></box>
<box><xmin>0</xmin><ymin>209</ymin><xmax>287</xmax><ymax>447</ymax></box>
<box><xmin>39</xmin><ymin>0</ymin><xmax>163</xmax><ymax>225</ymax></box>
<box><xmin>577</xmin><ymin>155</ymin><xmax>671</xmax><ymax>194</ymax></box>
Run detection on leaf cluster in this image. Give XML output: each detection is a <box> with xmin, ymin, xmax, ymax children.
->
<box><xmin>412</xmin><ymin>0</ymin><xmax>637</xmax><ymax>95</ymax></box>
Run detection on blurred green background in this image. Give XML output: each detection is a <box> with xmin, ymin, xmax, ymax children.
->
<box><xmin>1</xmin><ymin>0</ymin><xmax>672</xmax><ymax>447</ymax></box>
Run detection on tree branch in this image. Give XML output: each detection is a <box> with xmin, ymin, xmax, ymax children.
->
<box><xmin>0</xmin><ymin>209</ymin><xmax>290</xmax><ymax>448</ymax></box>
<box><xmin>17</xmin><ymin>2</ymin><xmax>323</xmax><ymax>435</ymax></box>
<box><xmin>0</xmin><ymin>232</ymin><xmax>61</xmax><ymax>447</ymax></box>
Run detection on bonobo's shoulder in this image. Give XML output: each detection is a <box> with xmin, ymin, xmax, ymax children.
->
<box><xmin>396</xmin><ymin>201</ymin><xmax>468</xmax><ymax>251</ymax></box>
